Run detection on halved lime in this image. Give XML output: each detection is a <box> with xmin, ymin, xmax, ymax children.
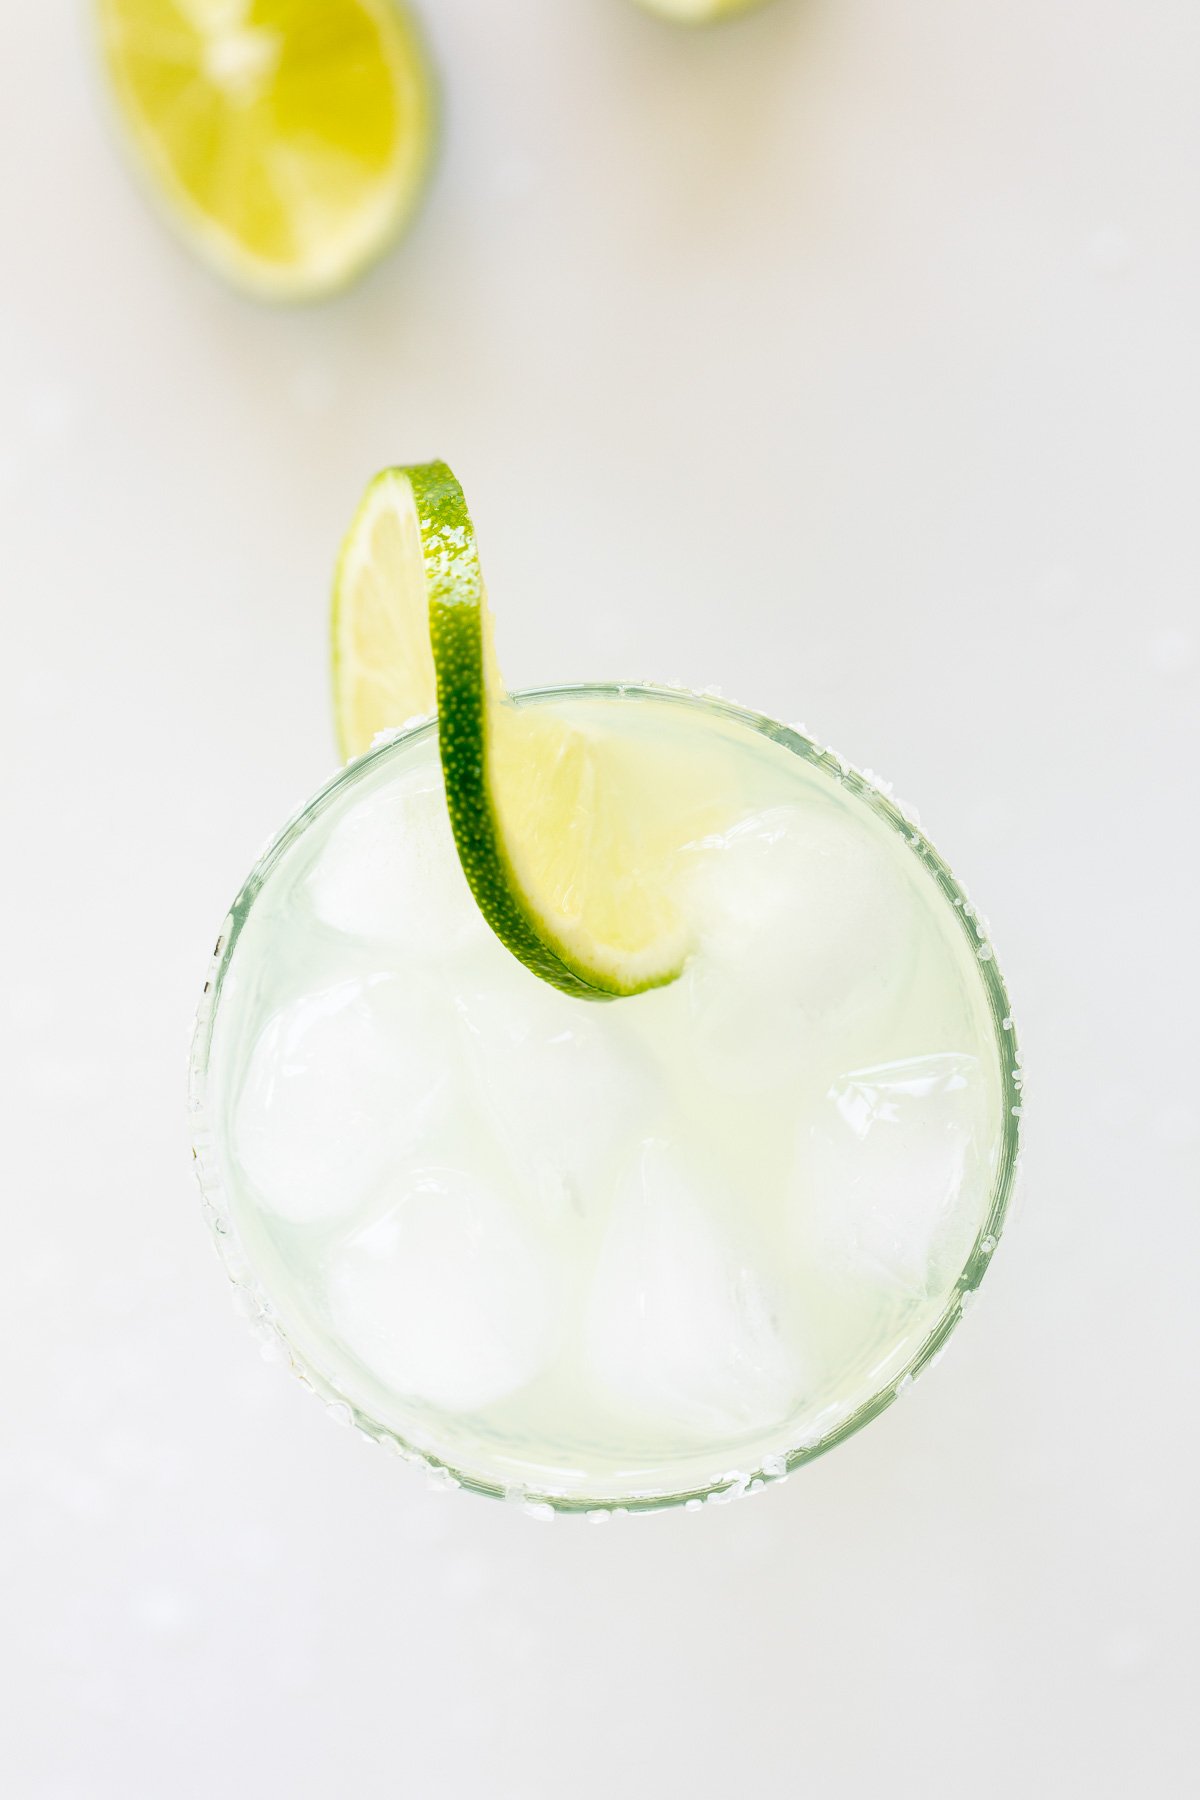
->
<box><xmin>633</xmin><ymin>0</ymin><xmax>771</xmax><ymax>22</ymax></box>
<box><xmin>95</xmin><ymin>0</ymin><xmax>435</xmax><ymax>301</ymax></box>
<box><xmin>332</xmin><ymin>462</ymin><xmax>713</xmax><ymax>999</ymax></box>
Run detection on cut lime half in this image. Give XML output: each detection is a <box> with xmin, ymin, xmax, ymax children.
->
<box><xmin>95</xmin><ymin>0</ymin><xmax>435</xmax><ymax>301</ymax></box>
<box><xmin>633</xmin><ymin>0</ymin><xmax>773</xmax><ymax>23</ymax></box>
<box><xmin>332</xmin><ymin>462</ymin><xmax>716</xmax><ymax>999</ymax></box>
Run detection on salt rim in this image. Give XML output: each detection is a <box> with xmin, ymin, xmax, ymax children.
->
<box><xmin>186</xmin><ymin>682</ymin><xmax>1024</xmax><ymax>1517</ymax></box>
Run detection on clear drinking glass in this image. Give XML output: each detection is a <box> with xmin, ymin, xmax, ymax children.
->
<box><xmin>189</xmin><ymin>684</ymin><xmax>1022</xmax><ymax>1513</ymax></box>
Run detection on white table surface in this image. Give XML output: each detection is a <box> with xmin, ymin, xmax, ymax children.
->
<box><xmin>3</xmin><ymin>3</ymin><xmax>1197</xmax><ymax>1795</ymax></box>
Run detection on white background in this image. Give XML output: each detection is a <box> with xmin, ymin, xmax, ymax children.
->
<box><xmin>3</xmin><ymin>2</ymin><xmax>1198</xmax><ymax>1795</ymax></box>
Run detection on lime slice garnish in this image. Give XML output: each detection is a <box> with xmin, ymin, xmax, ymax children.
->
<box><xmin>95</xmin><ymin>0</ymin><xmax>435</xmax><ymax>301</ymax></box>
<box><xmin>332</xmin><ymin>462</ymin><xmax>715</xmax><ymax>1000</ymax></box>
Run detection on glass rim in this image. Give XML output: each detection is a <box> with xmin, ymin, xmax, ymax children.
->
<box><xmin>188</xmin><ymin>681</ymin><xmax>1023</xmax><ymax>1516</ymax></box>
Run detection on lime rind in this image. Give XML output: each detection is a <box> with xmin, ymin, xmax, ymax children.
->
<box><xmin>407</xmin><ymin>464</ymin><xmax>636</xmax><ymax>999</ymax></box>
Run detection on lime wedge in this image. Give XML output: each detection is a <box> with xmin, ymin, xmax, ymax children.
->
<box><xmin>332</xmin><ymin>461</ymin><xmax>709</xmax><ymax>999</ymax></box>
<box><xmin>95</xmin><ymin>0</ymin><xmax>435</xmax><ymax>301</ymax></box>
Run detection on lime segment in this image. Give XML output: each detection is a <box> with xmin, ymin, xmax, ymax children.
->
<box><xmin>332</xmin><ymin>467</ymin><xmax>438</xmax><ymax>762</ymax></box>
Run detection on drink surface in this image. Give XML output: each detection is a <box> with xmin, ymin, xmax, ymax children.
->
<box><xmin>196</xmin><ymin>687</ymin><xmax>1015</xmax><ymax>1506</ymax></box>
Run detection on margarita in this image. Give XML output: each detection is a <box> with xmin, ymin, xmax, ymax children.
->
<box><xmin>191</xmin><ymin>684</ymin><xmax>1020</xmax><ymax>1509</ymax></box>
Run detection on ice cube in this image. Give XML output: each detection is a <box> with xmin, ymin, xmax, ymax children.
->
<box><xmin>307</xmin><ymin>764</ymin><xmax>485</xmax><ymax>958</ymax></box>
<box><xmin>685</xmin><ymin>802</ymin><xmax>917</xmax><ymax>1022</ymax></box>
<box><xmin>325</xmin><ymin>1166</ymin><xmax>562</xmax><ymax>1412</ymax></box>
<box><xmin>455</xmin><ymin>977</ymin><xmax>654</xmax><ymax>1212</ymax></box>
<box><xmin>793</xmin><ymin>1053</ymin><xmax>989</xmax><ymax>1295</ymax></box>
<box><xmin>678</xmin><ymin>802</ymin><xmax>920</xmax><ymax>1095</ymax></box>
<box><xmin>681</xmin><ymin>959</ymin><xmax>820</xmax><ymax>1097</ymax></box>
<box><xmin>583</xmin><ymin>1139</ymin><xmax>804</xmax><ymax>1438</ymax></box>
<box><xmin>233</xmin><ymin>975</ymin><xmax>450</xmax><ymax>1226</ymax></box>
